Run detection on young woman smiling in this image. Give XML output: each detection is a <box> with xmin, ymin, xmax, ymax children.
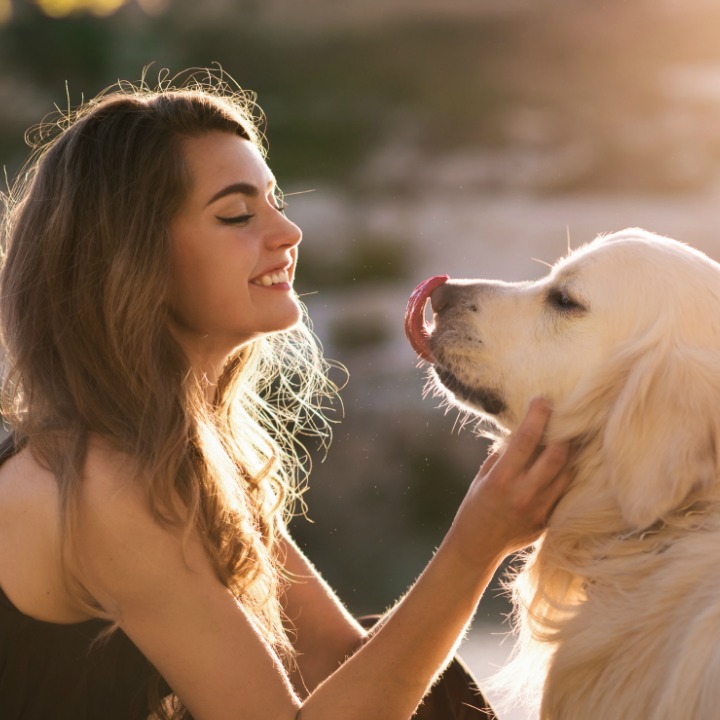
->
<box><xmin>0</xmin><ymin>72</ymin><xmax>570</xmax><ymax>719</ymax></box>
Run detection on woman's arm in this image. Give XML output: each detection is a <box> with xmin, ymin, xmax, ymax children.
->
<box><xmin>297</xmin><ymin>398</ymin><xmax>569</xmax><ymax>719</ymax></box>
<box><xmin>73</xmin><ymin>398</ymin><xmax>567</xmax><ymax>720</ymax></box>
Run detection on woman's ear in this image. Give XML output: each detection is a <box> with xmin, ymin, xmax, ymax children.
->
<box><xmin>602</xmin><ymin>344</ymin><xmax>720</xmax><ymax>530</ymax></box>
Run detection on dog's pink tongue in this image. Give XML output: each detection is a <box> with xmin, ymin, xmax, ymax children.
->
<box><xmin>405</xmin><ymin>275</ymin><xmax>449</xmax><ymax>363</ymax></box>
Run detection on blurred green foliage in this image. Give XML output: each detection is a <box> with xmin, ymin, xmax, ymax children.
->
<box><xmin>329</xmin><ymin>316</ymin><xmax>390</xmax><ymax>352</ymax></box>
<box><xmin>6</xmin><ymin>1</ymin><xmax>720</xmax><ymax>194</ymax></box>
<box><xmin>0</xmin><ymin>1</ymin><xmax>516</xmax><ymax>182</ymax></box>
<box><xmin>296</xmin><ymin>234</ymin><xmax>409</xmax><ymax>291</ymax></box>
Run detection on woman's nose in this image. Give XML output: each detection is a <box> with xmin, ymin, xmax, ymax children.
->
<box><xmin>267</xmin><ymin>213</ymin><xmax>302</xmax><ymax>249</ymax></box>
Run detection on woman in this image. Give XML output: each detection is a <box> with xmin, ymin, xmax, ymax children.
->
<box><xmin>0</xmin><ymin>72</ymin><xmax>569</xmax><ymax>719</ymax></box>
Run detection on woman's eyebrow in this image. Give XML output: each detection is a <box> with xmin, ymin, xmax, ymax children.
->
<box><xmin>205</xmin><ymin>182</ymin><xmax>259</xmax><ymax>207</ymax></box>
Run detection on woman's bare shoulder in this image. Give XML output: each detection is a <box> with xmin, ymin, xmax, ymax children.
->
<box><xmin>82</xmin><ymin>437</ymin><xmax>188</xmax><ymax>523</ymax></box>
<box><xmin>0</xmin><ymin>445</ymin><xmax>60</xmax><ymax>558</ymax></box>
<box><xmin>83</xmin><ymin>435</ymin><xmax>144</xmax><ymax>498</ymax></box>
<box><xmin>0</xmin><ymin>445</ymin><xmax>89</xmax><ymax>621</ymax></box>
<box><xmin>76</xmin><ymin>439</ymin><xmax>192</xmax><ymax>603</ymax></box>
<box><xmin>0</xmin><ymin>443</ymin><xmax>57</xmax><ymax>508</ymax></box>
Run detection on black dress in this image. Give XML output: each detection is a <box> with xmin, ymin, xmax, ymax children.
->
<box><xmin>0</xmin><ymin>584</ymin><xmax>168</xmax><ymax>719</ymax></box>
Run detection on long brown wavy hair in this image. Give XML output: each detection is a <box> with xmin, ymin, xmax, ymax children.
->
<box><xmin>0</xmin><ymin>70</ymin><xmax>339</xmax><ymax>718</ymax></box>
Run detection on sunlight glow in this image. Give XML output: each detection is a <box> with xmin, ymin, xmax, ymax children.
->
<box><xmin>33</xmin><ymin>0</ymin><xmax>130</xmax><ymax>18</ymax></box>
<box><xmin>0</xmin><ymin>0</ymin><xmax>11</xmax><ymax>24</ymax></box>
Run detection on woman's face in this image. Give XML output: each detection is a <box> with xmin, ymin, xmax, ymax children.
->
<box><xmin>168</xmin><ymin>131</ymin><xmax>302</xmax><ymax>363</ymax></box>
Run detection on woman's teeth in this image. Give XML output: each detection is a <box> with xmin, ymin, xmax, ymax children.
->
<box><xmin>255</xmin><ymin>269</ymin><xmax>290</xmax><ymax>287</ymax></box>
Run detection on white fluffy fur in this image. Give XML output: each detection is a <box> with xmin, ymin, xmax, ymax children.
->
<box><xmin>428</xmin><ymin>229</ymin><xmax>720</xmax><ymax>719</ymax></box>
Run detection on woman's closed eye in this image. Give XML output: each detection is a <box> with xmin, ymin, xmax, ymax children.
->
<box><xmin>217</xmin><ymin>213</ymin><xmax>255</xmax><ymax>226</ymax></box>
<box><xmin>217</xmin><ymin>201</ymin><xmax>287</xmax><ymax>226</ymax></box>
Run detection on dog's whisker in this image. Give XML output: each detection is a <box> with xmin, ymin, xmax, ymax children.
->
<box><xmin>532</xmin><ymin>257</ymin><xmax>553</xmax><ymax>269</ymax></box>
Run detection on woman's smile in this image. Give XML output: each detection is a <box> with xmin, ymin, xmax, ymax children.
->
<box><xmin>250</xmin><ymin>265</ymin><xmax>292</xmax><ymax>288</ymax></box>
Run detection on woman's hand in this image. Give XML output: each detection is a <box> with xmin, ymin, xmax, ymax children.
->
<box><xmin>445</xmin><ymin>397</ymin><xmax>571</xmax><ymax>567</ymax></box>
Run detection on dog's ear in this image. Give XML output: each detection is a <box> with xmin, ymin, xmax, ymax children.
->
<box><xmin>602</xmin><ymin>344</ymin><xmax>720</xmax><ymax>530</ymax></box>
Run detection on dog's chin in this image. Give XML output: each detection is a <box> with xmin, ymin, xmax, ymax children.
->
<box><xmin>432</xmin><ymin>366</ymin><xmax>507</xmax><ymax>417</ymax></box>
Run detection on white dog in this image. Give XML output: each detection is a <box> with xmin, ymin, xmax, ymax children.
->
<box><xmin>405</xmin><ymin>228</ymin><xmax>720</xmax><ymax>719</ymax></box>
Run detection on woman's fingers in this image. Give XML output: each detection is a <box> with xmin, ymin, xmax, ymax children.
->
<box><xmin>478</xmin><ymin>448</ymin><xmax>502</xmax><ymax>475</ymax></box>
<box><xmin>455</xmin><ymin>399</ymin><xmax>572</xmax><ymax>558</ymax></box>
<box><xmin>490</xmin><ymin>412</ymin><xmax>570</xmax><ymax>527</ymax></box>
<box><xmin>528</xmin><ymin>441</ymin><xmax>569</xmax><ymax>489</ymax></box>
<box><xmin>498</xmin><ymin>397</ymin><xmax>553</xmax><ymax>477</ymax></box>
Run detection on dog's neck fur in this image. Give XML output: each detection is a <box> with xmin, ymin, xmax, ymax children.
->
<box><xmin>496</xmin><ymin>425</ymin><xmax>720</xmax><ymax>719</ymax></box>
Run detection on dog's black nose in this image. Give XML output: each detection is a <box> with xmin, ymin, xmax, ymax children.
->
<box><xmin>430</xmin><ymin>281</ymin><xmax>468</xmax><ymax>313</ymax></box>
<box><xmin>431</xmin><ymin>283</ymin><xmax>482</xmax><ymax>314</ymax></box>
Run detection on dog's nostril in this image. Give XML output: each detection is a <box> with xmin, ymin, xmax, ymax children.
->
<box><xmin>431</xmin><ymin>284</ymin><xmax>476</xmax><ymax>314</ymax></box>
<box><xmin>430</xmin><ymin>285</ymin><xmax>450</xmax><ymax>313</ymax></box>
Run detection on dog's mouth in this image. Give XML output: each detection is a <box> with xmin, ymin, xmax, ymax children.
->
<box><xmin>433</xmin><ymin>365</ymin><xmax>507</xmax><ymax>416</ymax></box>
<box><xmin>406</xmin><ymin>276</ymin><xmax>506</xmax><ymax>417</ymax></box>
<box><xmin>405</xmin><ymin>275</ymin><xmax>449</xmax><ymax>362</ymax></box>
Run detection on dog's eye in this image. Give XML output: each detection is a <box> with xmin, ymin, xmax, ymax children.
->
<box><xmin>548</xmin><ymin>288</ymin><xmax>585</xmax><ymax>312</ymax></box>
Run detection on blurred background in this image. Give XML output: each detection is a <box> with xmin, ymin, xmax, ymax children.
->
<box><xmin>4</xmin><ymin>0</ymin><xmax>720</xmax><ymax>716</ymax></box>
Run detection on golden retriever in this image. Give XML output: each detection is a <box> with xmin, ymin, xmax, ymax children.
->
<box><xmin>405</xmin><ymin>228</ymin><xmax>720</xmax><ymax>719</ymax></box>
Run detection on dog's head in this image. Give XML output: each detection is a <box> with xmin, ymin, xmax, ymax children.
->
<box><xmin>407</xmin><ymin>228</ymin><xmax>720</xmax><ymax>529</ymax></box>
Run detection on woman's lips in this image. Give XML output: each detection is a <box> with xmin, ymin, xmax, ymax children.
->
<box><xmin>404</xmin><ymin>275</ymin><xmax>448</xmax><ymax>363</ymax></box>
